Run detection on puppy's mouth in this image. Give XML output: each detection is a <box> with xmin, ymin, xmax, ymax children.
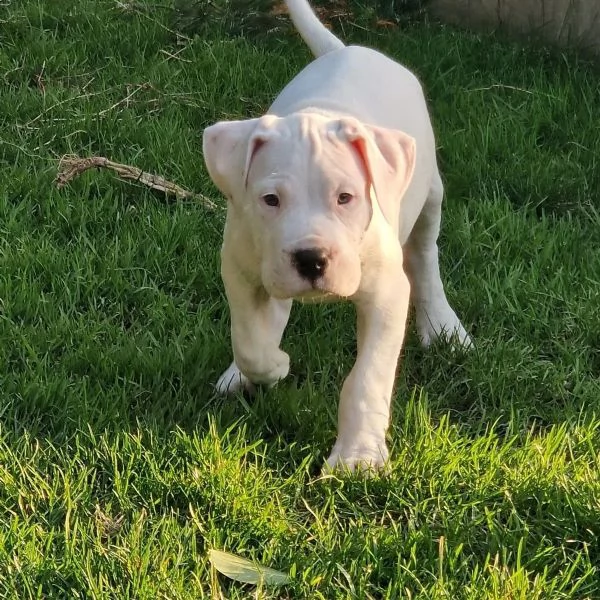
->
<box><xmin>267</xmin><ymin>281</ymin><xmax>340</xmax><ymax>302</ymax></box>
<box><xmin>295</xmin><ymin>287</ymin><xmax>337</xmax><ymax>303</ymax></box>
<box><xmin>265</xmin><ymin>260</ymin><xmax>361</xmax><ymax>300</ymax></box>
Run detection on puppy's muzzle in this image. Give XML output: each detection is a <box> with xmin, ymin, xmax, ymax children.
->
<box><xmin>292</xmin><ymin>247</ymin><xmax>329</xmax><ymax>283</ymax></box>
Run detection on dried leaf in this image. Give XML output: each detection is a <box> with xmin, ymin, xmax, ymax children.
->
<box><xmin>208</xmin><ymin>549</ymin><xmax>291</xmax><ymax>586</ymax></box>
<box><xmin>376</xmin><ymin>19</ymin><xmax>397</xmax><ymax>28</ymax></box>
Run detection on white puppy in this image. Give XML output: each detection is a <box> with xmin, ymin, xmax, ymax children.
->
<box><xmin>203</xmin><ymin>0</ymin><xmax>471</xmax><ymax>471</ymax></box>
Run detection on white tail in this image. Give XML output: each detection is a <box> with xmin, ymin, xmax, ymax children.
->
<box><xmin>285</xmin><ymin>0</ymin><xmax>345</xmax><ymax>57</ymax></box>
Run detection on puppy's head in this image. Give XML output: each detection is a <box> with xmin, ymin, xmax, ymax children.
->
<box><xmin>203</xmin><ymin>113</ymin><xmax>415</xmax><ymax>300</ymax></box>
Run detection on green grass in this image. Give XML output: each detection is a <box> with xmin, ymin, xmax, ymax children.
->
<box><xmin>1</xmin><ymin>0</ymin><xmax>600</xmax><ymax>597</ymax></box>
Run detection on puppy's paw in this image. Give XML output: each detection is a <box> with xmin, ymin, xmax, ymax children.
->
<box><xmin>323</xmin><ymin>438</ymin><xmax>390</xmax><ymax>476</ymax></box>
<box><xmin>215</xmin><ymin>362</ymin><xmax>256</xmax><ymax>395</ymax></box>
<box><xmin>416</xmin><ymin>305</ymin><xmax>472</xmax><ymax>350</ymax></box>
<box><xmin>237</xmin><ymin>349</ymin><xmax>290</xmax><ymax>387</ymax></box>
<box><xmin>261</xmin><ymin>350</ymin><xmax>290</xmax><ymax>386</ymax></box>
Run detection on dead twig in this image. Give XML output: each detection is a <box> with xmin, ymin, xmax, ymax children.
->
<box><xmin>96</xmin><ymin>83</ymin><xmax>149</xmax><ymax>117</ymax></box>
<box><xmin>56</xmin><ymin>154</ymin><xmax>216</xmax><ymax>210</ymax></box>
<box><xmin>24</xmin><ymin>89</ymin><xmax>116</xmax><ymax>129</ymax></box>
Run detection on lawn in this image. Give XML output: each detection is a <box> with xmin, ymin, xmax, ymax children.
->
<box><xmin>1</xmin><ymin>0</ymin><xmax>599</xmax><ymax>597</ymax></box>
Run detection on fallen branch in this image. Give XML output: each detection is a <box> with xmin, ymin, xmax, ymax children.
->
<box><xmin>55</xmin><ymin>154</ymin><xmax>216</xmax><ymax>210</ymax></box>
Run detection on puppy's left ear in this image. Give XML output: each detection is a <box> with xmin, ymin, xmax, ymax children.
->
<box><xmin>338</xmin><ymin>118</ymin><xmax>416</xmax><ymax>230</ymax></box>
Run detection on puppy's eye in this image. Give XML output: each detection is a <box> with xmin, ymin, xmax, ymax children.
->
<box><xmin>262</xmin><ymin>193</ymin><xmax>280</xmax><ymax>207</ymax></box>
<box><xmin>338</xmin><ymin>192</ymin><xmax>353</xmax><ymax>205</ymax></box>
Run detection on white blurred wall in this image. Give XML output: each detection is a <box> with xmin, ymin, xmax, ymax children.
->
<box><xmin>429</xmin><ymin>0</ymin><xmax>600</xmax><ymax>56</ymax></box>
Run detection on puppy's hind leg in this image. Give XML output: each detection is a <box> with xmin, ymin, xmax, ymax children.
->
<box><xmin>403</xmin><ymin>170</ymin><xmax>471</xmax><ymax>348</ymax></box>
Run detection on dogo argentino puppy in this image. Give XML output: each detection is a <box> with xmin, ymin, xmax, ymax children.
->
<box><xmin>203</xmin><ymin>0</ymin><xmax>471</xmax><ymax>472</ymax></box>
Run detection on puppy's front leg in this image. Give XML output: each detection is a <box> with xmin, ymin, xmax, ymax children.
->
<box><xmin>326</xmin><ymin>251</ymin><xmax>410</xmax><ymax>473</ymax></box>
<box><xmin>216</xmin><ymin>252</ymin><xmax>292</xmax><ymax>395</ymax></box>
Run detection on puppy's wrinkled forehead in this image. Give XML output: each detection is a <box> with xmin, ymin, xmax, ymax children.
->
<box><xmin>246</xmin><ymin>113</ymin><xmax>366</xmax><ymax>183</ymax></box>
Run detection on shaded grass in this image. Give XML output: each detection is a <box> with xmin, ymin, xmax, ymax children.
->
<box><xmin>0</xmin><ymin>0</ymin><xmax>599</xmax><ymax>597</ymax></box>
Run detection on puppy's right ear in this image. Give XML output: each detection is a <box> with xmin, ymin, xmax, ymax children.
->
<box><xmin>203</xmin><ymin>119</ymin><xmax>259</xmax><ymax>198</ymax></box>
<box><xmin>203</xmin><ymin>116</ymin><xmax>280</xmax><ymax>198</ymax></box>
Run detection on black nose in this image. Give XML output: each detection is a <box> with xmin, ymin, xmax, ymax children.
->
<box><xmin>292</xmin><ymin>248</ymin><xmax>329</xmax><ymax>282</ymax></box>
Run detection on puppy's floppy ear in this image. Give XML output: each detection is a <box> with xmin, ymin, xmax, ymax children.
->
<box><xmin>203</xmin><ymin>115</ymin><xmax>280</xmax><ymax>199</ymax></box>
<box><xmin>203</xmin><ymin>118</ymin><xmax>258</xmax><ymax>198</ymax></box>
<box><xmin>337</xmin><ymin>117</ymin><xmax>416</xmax><ymax>230</ymax></box>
